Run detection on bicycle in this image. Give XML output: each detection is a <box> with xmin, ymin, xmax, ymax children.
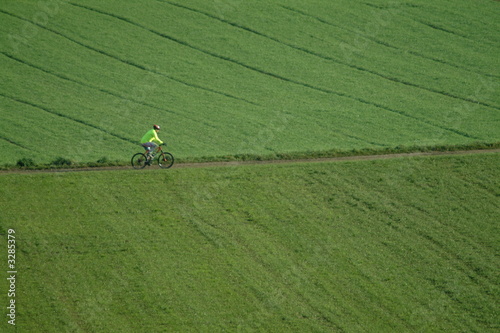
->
<box><xmin>131</xmin><ymin>144</ymin><xmax>174</xmax><ymax>169</ymax></box>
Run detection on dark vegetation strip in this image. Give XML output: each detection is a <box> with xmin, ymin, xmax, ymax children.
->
<box><xmin>337</xmin><ymin>132</ymin><xmax>387</xmax><ymax>148</ymax></box>
<box><xmin>0</xmin><ymin>9</ymin><xmax>257</xmax><ymax>107</ymax></box>
<box><xmin>0</xmin><ymin>51</ymin><xmax>186</xmax><ymax>119</ymax></box>
<box><xmin>162</xmin><ymin>74</ymin><xmax>260</xmax><ymax>106</ymax></box>
<box><xmin>0</xmin><ymin>54</ymin><xmax>220</xmax><ymax>130</ymax></box>
<box><xmin>412</xmin><ymin>18</ymin><xmax>469</xmax><ymax>39</ymax></box>
<box><xmin>67</xmin><ymin>3</ymin><xmax>482</xmax><ymax>140</ymax></box>
<box><xmin>363</xmin><ymin>2</ymin><xmax>481</xmax><ymax>41</ymax></box>
<box><xmin>405</xmin><ymin>13</ymin><xmax>494</xmax><ymax>46</ymax></box>
<box><xmin>414</xmin><ymin>229</ymin><xmax>497</xmax><ymax>289</ymax></box>
<box><xmin>0</xmin><ymin>93</ymin><xmax>136</xmax><ymax>145</ymax></box>
<box><xmin>149</xmin><ymin>3</ymin><xmax>489</xmax><ymax>139</ymax></box>
<box><xmin>162</xmin><ymin>1</ymin><xmax>499</xmax><ymax>110</ymax></box>
<box><xmin>281</xmin><ymin>5</ymin><xmax>499</xmax><ymax>79</ymax></box>
<box><xmin>2</xmin><ymin>143</ymin><xmax>499</xmax><ymax>171</ymax></box>
<box><xmin>63</xmin><ymin>4</ymin><xmax>257</xmax><ymax>106</ymax></box>
<box><xmin>466</xmin><ymin>178</ymin><xmax>499</xmax><ymax>199</ymax></box>
<box><xmin>0</xmin><ymin>135</ymin><xmax>31</xmax><ymax>150</ymax></box>
<box><xmin>363</xmin><ymin>2</ymin><xmax>498</xmax><ymax>44</ymax></box>
<box><xmin>368</xmin><ymin>2</ymin><xmax>500</xmax><ymax>51</ymax></box>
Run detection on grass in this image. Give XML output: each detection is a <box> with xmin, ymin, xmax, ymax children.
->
<box><xmin>0</xmin><ymin>1</ymin><xmax>498</xmax><ymax>331</ymax></box>
<box><xmin>0</xmin><ymin>0</ymin><xmax>499</xmax><ymax>165</ymax></box>
<box><xmin>0</xmin><ymin>153</ymin><xmax>498</xmax><ymax>332</ymax></box>
<box><xmin>178</xmin><ymin>141</ymin><xmax>500</xmax><ymax>164</ymax></box>
<box><xmin>1</xmin><ymin>141</ymin><xmax>499</xmax><ymax>171</ymax></box>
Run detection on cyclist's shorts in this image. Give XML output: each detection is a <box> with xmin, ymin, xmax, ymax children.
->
<box><xmin>141</xmin><ymin>142</ymin><xmax>157</xmax><ymax>151</ymax></box>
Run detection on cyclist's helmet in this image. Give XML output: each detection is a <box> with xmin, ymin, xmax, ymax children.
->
<box><xmin>153</xmin><ymin>124</ymin><xmax>161</xmax><ymax>130</ymax></box>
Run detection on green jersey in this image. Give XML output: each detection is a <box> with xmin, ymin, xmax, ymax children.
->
<box><xmin>141</xmin><ymin>129</ymin><xmax>163</xmax><ymax>145</ymax></box>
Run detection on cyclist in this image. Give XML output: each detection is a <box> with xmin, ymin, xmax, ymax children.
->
<box><xmin>140</xmin><ymin>125</ymin><xmax>164</xmax><ymax>158</ymax></box>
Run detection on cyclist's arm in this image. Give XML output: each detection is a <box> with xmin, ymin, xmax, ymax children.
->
<box><xmin>153</xmin><ymin>131</ymin><xmax>164</xmax><ymax>145</ymax></box>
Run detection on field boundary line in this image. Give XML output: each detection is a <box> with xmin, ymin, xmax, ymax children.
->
<box><xmin>1</xmin><ymin>149</ymin><xmax>499</xmax><ymax>174</ymax></box>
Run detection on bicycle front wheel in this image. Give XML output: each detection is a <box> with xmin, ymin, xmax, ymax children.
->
<box><xmin>131</xmin><ymin>153</ymin><xmax>147</xmax><ymax>169</ymax></box>
<box><xmin>158</xmin><ymin>152</ymin><xmax>174</xmax><ymax>169</ymax></box>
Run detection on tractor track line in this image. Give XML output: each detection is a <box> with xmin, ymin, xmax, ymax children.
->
<box><xmin>162</xmin><ymin>1</ymin><xmax>499</xmax><ymax>110</ymax></box>
<box><xmin>0</xmin><ymin>8</ymin><xmax>256</xmax><ymax>107</ymax></box>
<box><xmin>62</xmin><ymin>4</ymin><xmax>483</xmax><ymax>139</ymax></box>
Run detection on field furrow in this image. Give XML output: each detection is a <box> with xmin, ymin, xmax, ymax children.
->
<box><xmin>0</xmin><ymin>136</ymin><xmax>30</xmax><ymax>150</ymax></box>
<box><xmin>279</xmin><ymin>4</ymin><xmax>498</xmax><ymax>80</ymax></box>
<box><xmin>166</xmin><ymin>2</ymin><xmax>498</xmax><ymax>110</ymax></box>
<box><xmin>0</xmin><ymin>93</ymin><xmax>135</xmax><ymax>144</ymax></box>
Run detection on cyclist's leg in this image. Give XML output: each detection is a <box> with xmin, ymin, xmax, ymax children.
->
<box><xmin>142</xmin><ymin>142</ymin><xmax>155</xmax><ymax>156</ymax></box>
<box><xmin>149</xmin><ymin>142</ymin><xmax>158</xmax><ymax>155</ymax></box>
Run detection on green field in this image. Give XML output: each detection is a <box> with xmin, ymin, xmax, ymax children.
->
<box><xmin>1</xmin><ymin>0</ymin><xmax>499</xmax><ymax>332</ymax></box>
<box><xmin>0</xmin><ymin>153</ymin><xmax>499</xmax><ymax>332</ymax></box>
<box><xmin>1</xmin><ymin>0</ymin><xmax>499</xmax><ymax>165</ymax></box>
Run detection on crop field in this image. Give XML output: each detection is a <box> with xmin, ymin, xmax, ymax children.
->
<box><xmin>0</xmin><ymin>153</ymin><xmax>499</xmax><ymax>332</ymax></box>
<box><xmin>0</xmin><ymin>0</ymin><xmax>499</xmax><ymax>332</ymax></box>
<box><xmin>0</xmin><ymin>0</ymin><xmax>499</xmax><ymax>165</ymax></box>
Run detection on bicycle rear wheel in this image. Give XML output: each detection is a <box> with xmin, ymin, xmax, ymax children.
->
<box><xmin>158</xmin><ymin>152</ymin><xmax>174</xmax><ymax>169</ymax></box>
<box><xmin>131</xmin><ymin>153</ymin><xmax>147</xmax><ymax>169</ymax></box>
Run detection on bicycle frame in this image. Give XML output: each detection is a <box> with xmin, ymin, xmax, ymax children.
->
<box><xmin>131</xmin><ymin>144</ymin><xmax>174</xmax><ymax>169</ymax></box>
<box><xmin>151</xmin><ymin>145</ymin><xmax>165</xmax><ymax>156</ymax></box>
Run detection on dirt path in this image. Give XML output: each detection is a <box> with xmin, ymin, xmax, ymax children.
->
<box><xmin>178</xmin><ymin>149</ymin><xmax>500</xmax><ymax>168</ymax></box>
<box><xmin>2</xmin><ymin>149</ymin><xmax>499</xmax><ymax>174</ymax></box>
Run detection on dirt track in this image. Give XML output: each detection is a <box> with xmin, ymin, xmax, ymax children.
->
<box><xmin>2</xmin><ymin>149</ymin><xmax>499</xmax><ymax>175</ymax></box>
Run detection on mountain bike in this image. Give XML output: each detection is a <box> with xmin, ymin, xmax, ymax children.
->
<box><xmin>131</xmin><ymin>144</ymin><xmax>174</xmax><ymax>169</ymax></box>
